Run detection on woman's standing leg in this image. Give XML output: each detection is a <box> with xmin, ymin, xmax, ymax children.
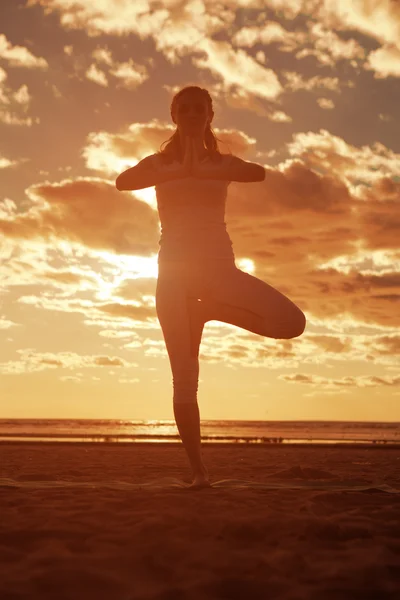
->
<box><xmin>155</xmin><ymin>265</ymin><xmax>211</xmax><ymax>487</ymax></box>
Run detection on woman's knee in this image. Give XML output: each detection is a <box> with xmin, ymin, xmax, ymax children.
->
<box><xmin>287</xmin><ymin>308</ymin><xmax>306</xmax><ymax>339</ymax></box>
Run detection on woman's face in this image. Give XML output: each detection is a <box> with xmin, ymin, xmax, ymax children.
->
<box><xmin>173</xmin><ymin>93</ymin><xmax>211</xmax><ymax>137</ymax></box>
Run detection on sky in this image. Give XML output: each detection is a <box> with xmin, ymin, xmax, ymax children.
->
<box><xmin>0</xmin><ymin>0</ymin><xmax>399</xmax><ymax>422</ymax></box>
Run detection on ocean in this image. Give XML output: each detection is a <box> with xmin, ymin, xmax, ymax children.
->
<box><xmin>0</xmin><ymin>419</ymin><xmax>399</xmax><ymax>445</ymax></box>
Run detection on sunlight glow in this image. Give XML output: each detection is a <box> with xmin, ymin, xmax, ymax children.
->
<box><xmin>96</xmin><ymin>252</ymin><xmax>159</xmax><ymax>277</ymax></box>
<box><xmin>236</xmin><ymin>257</ymin><xmax>255</xmax><ymax>274</ymax></box>
<box><xmin>93</xmin><ymin>252</ymin><xmax>159</xmax><ymax>300</ymax></box>
<box><xmin>132</xmin><ymin>187</ymin><xmax>157</xmax><ymax>209</ymax></box>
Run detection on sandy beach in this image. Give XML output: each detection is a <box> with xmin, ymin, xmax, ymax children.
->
<box><xmin>0</xmin><ymin>443</ymin><xmax>399</xmax><ymax>600</ymax></box>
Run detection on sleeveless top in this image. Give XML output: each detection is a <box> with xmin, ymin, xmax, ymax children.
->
<box><xmin>149</xmin><ymin>152</ymin><xmax>236</xmax><ymax>264</ymax></box>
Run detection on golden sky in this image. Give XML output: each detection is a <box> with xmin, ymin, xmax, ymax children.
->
<box><xmin>0</xmin><ymin>0</ymin><xmax>399</xmax><ymax>422</ymax></box>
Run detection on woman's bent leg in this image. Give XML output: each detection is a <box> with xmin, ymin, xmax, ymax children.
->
<box><xmin>203</xmin><ymin>265</ymin><xmax>306</xmax><ymax>339</ymax></box>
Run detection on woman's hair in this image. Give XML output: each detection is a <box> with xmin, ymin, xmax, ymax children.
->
<box><xmin>157</xmin><ymin>86</ymin><xmax>226</xmax><ymax>164</ymax></box>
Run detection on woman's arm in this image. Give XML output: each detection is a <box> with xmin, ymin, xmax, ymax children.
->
<box><xmin>115</xmin><ymin>155</ymin><xmax>185</xmax><ymax>191</ymax></box>
<box><xmin>196</xmin><ymin>155</ymin><xmax>265</xmax><ymax>183</ymax></box>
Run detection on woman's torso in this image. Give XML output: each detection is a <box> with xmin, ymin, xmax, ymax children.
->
<box><xmin>152</xmin><ymin>152</ymin><xmax>236</xmax><ymax>265</ymax></box>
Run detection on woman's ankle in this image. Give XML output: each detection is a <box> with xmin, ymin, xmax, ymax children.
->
<box><xmin>173</xmin><ymin>401</ymin><xmax>204</xmax><ymax>473</ymax></box>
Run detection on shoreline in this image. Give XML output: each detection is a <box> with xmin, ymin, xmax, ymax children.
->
<box><xmin>1</xmin><ymin>439</ymin><xmax>400</xmax><ymax>448</ymax></box>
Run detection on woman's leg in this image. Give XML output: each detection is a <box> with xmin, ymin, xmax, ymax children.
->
<box><xmin>155</xmin><ymin>269</ymin><xmax>210</xmax><ymax>486</ymax></box>
<box><xmin>202</xmin><ymin>264</ymin><xmax>306</xmax><ymax>339</ymax></box>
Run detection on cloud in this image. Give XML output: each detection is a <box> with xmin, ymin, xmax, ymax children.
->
<box><xmin>61</xmin><ymin>43</ymin><xmax>150</xmax><ymax>92</ymax></box>
<box><xmin>0</xmin><ymin>34</ymin><xmax>48</xmax><ymax>69</ymax></box>
<box><xmin>43</xmin><ymin>269</ymin><xmax>91</xmax><ymax>287</ymax></box>
<box><xmin>92</xmin><ymin>47</ymin><xmax>113</xmax><ymax>65</ymax></box>
<box><xmin>0</xmin><ymin>155</ymin><xmax>18</xmax><ymax>169</ymax></box>
<box><xmin>85</xmin><ymin>63</ymin><xmax>108</xmax><ymax>87</ymax></box>
<box><xmin>25</xmin><ymin>0</ymin><xmax>400</xmax><ymax>93</ymax></box>
<box><xmin>356</xmin><ymin>181</ymin><xmax>400</xmax><ymax>252</ymax></box>
<box><xmin>285</xmin><ymin>129</ymin><xmax>400</xmax><ymax>195</ymax></box>
<box><xmin>378</xmin><ymin>113</ymin><xmax>393</xmax><ymax>123</ymax></box>
<box><xmin>27</xmin><ymin>1</ymin><xmax>283</xmax><ymax>108</ymax></box>
<box><xmin>82</xmin><ymin>120</ymin><xmax>252</xmax><ymax>176</ymax></box>
<box><xmin>0</xmin><ymin>177</ymin><xmax>160</xmax><ymax>254</ymax></box>
<box><xmin>297</xmin><ymin>21</ymin><xmax>366</xmax><ymax>67</ymax></box>
<box><xmin>0</xmin><ymin>234</ymin><xmax>102</xmax><ymax>291</ymax></box>
<box><xmin>317</xmin><ymin>98</ymin><xmax>335</xmax><ymax>109</ymax></box>
<box><xmin>27</xmin><ymin>0</ymin><xmax>167</xmax><ymax>37</ymax></box>
<box><xmin>269</xmin><ymin>110</ymin><xmax>292</xmax><ymax>122</ymax></box>
<box><xmin>365</xmin><ymin>45</ymin><xmax>400</xmax><ymax>79</ymax></box>
<box><xmin>282</xmin><ymin>72</ymin><xmax>342</xmax><ymax>93</ymax></box>
<box><xmin>0</xmin><ymin>66</ymin><xmax>38</xmax><ymax>126</ymax></box>
<box><xmin>0</xmin><ymin>317</ymin><xmax>19</xmax><ymax>329</ymax></box>
<box><xmin>99</xmin><ymin>330</ymin><xmax>134</xmax><ymax>339</ymax></box>
<box><xmin>233</xmin><ymin>19</ymin><xmax>307</xmax><ymax>52</ymax></box>
<box><xmin>317</xmin><ymin>0</ymin><xmax>400</xmax><ymax>50</ymax></box>
<box><xmin>280</xmin><ymin>372</ymin><xmax>400</xmax><ymax>388</ymax></box>
<box><xmin>16</xmin><ymin>291</ymin><xmax>157</xmax><ymax>331</ymax></box>
<box><xmin>0</xmin><ymin>349</ymin><xmax>132</xmax><ymax>375</ymax></box>
<box><xmin>109</xmin><ymin>59</ymin><xmax>149</xmax><ymax>90</ymax></box>
<box><xmin>98</xmin><ymin>301</ymin><xmax>156</xmax><ymax>324</ymax></box>
<box><xmin>93</xmin><ymin>356</ymin><xmax>126</xmax><ymax>366</ymax></box>
<box><xmin>88</xmin><ymin>47</ymin><xmax>150</xmax><ymax>89</ymax></box>
<box><xmin>192</xmin><ymin>38</ymin><xmax>283</xmax><ymax>101</ymax></box>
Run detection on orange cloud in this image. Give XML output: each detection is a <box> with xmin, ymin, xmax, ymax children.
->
<box><xmin>88</xmin><ymin>47</ymin><xmax>150</xmax><ymax>89</ymax></box>
<box><xmin>85</xmin><ymin>63</ymin><xmax>108</xmax><ymax>87</ymax></box>
<box><xmin>318</xmin><ymin>0</ymin><xmax>400</xmax><ymax>49</ymax></box>
<box><xmin>365</xmin><ymin>45</ymin><xmax>400</xmax><ymax>79</ymax></box>
<box><xmin>317</xmin><ymin>98</ymin><xmax>335</xmax><ymax>109</ymax></box>
<box><xmin>0</xmin><ymin>317</ymin><xmax>19</xmax><ymax>330</ymax></box>
<box><xmin>0</xmin><ymin>34</ymin><xmax>48</xmax><ymax>69</ymax></box>
<box><xmin>297</xmin><ymin>21</ymin><xmax>366</xmax><ymax>67</ymax></box>
<box><xmin>281</xmin><ymin>372</ymin><xmax>400</xmax><ymax>388</ymax></box>
<box><xmin>285</xmin><ymin>130</ymin><xmax>400</xmax><ymax>195</ymax></box>
<box><xmin>192</xmin><ymin>39</ymin><xmax>283</xmax><ymax>101</ymax></box>
<box><xmin>82</xmin><ymin>122</ymin><xmax>253</xmax><ymax>175</ymax></box>
<box><xmin>27</xmin><ymin>0</ymin><xmax>284</xmax><ymax>109</ymax></box>
<box><xmin>0</xmin><ymin>177</ymin><xmax>160</xmax><ymax>254</ymax></box>
<box><xmin>0</xmin><ymin>66</ymin><xmax>37</xmax><ymax>126</ymax></box>
<box><xmin>0</xmin><ymin>155</ymin><xmax>17</xmax><ymax>169</ymax></box>
<box><xmin>0</xmin><ymin>350</ymin><xmax>132</xmax><ymax>375</ymax></box>
<box><xmin>282</xmin><ymin>72</ymin><xmax>342</xmax><ymax>93</ymax></box>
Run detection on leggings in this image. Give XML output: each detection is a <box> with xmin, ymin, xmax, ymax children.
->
<box><xmin>155</xmin><ymin>258</ymin><xmax>306</xmax><ymax>404</ymax></box>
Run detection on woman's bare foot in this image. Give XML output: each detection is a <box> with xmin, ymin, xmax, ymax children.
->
<box><xmin>189</xmin><ymin>474</ymin><xmax>211</xmax><ymax>489</ymax></box>
<box><xmin>189</xmin><ymin>466</ymin><xmax>211</xmax><ymax>489</ymax></box>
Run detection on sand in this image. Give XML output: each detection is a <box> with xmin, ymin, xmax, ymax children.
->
<box><xmin>0</xmin><ymin>442</ymin><xmax>399</xmax><ymax>600</ymax></box>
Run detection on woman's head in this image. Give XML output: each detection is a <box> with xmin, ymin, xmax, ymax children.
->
<box><xmin>159</xmin><ymin>86</ymin><xmax>223</xmax><ymax>162</ymax></box>
<box><xmin>171</xmin><ymin>86</ymin><xmax>213</xmax><ymax>136</ymax></box>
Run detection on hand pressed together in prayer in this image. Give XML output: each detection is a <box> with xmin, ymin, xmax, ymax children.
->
<box><xmin>181</xmin><ymin>137</ymin><xmax>225</xmax><ymax>180</ymax></box>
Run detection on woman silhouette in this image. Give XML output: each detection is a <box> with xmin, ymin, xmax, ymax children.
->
<box><xmin>116</xmin><ymin>85</ymin><xmax>306</xmax><ymax>488</ymax></box>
